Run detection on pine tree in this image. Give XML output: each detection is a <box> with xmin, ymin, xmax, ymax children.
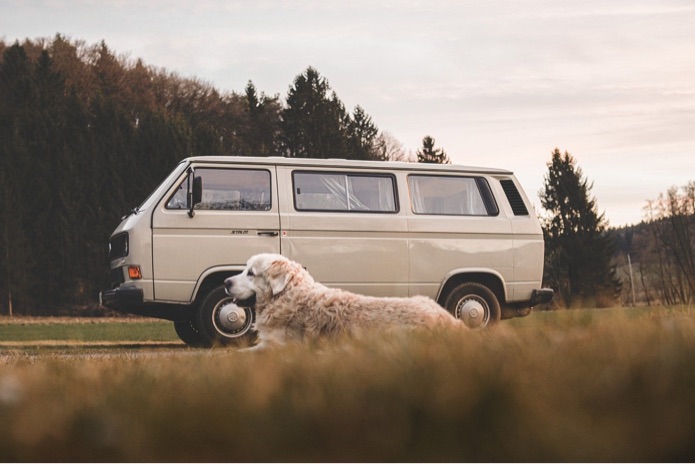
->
<box><xmin>281</xmin><ymin>67</ymin><xmax>349</xmax><ymax>159</ymax></box>
<box><xmin>346</xmin><ymin>106</ymin><xmax>379</xmax><ymax>160</ymax></box>
<box><xmin>0</xmin><ymin>45</ymin><xmax>35</xmax><ymax>313</ymax></box>
<box><xmin>416</xmin><ymin>136</ymin><xmax>450</xmax><ymax>164</ymax></box>
<box><xmin>540</xmin><ymin>148</ymin><xmax>621</xmax><ymax>307</ymax></box>
<box><xmin>241</xmin><ymin>81</ymin><xmax>281</xmax><ymax>157</ymax></box>
<box><xmin>2</xmin><ymin>45</ymin><xmax>38</xmax><ymax>310</ymax></box>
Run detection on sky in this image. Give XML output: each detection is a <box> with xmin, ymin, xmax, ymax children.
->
<box><xmin>2</xmin><ymin>0</ymin><xmax>694</xmax><ymax>227</ymax></box>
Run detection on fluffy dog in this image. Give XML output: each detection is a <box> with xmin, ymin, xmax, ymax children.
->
<box><xmin>225</xmin><ymin>253</ymin><xmax>461</xmax><ymax>350</ymax></box>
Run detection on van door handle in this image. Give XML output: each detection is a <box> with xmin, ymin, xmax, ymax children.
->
<box><xmin>258</xmin><ymin>231</ymin><xmax>279</xmax><ymax>237</ymax></box>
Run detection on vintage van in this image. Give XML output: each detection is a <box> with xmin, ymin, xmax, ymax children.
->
<box><xmin>100</xmin><ymin>156</ymin><xmax>553</xmax><ymax>347</ymax></box>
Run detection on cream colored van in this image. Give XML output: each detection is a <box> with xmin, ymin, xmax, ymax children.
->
<box><xmin>100</xmin><ymin>156</ymin><xmax>552</xmax><ymax>346</ymax></box>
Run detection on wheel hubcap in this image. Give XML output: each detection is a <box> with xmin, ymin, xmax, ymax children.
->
<box><xmin>214</xmin><ymin>300</ymin><xmax>252</xmax><ymax>336</ymax></box>
<box><xmin>455</xmin><ymin>295</ymin><xmax>490</xmax><ymax>330</ymax></box>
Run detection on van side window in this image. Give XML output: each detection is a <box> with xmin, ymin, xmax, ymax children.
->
<box><xmin>293</xmin><ymin>172</ymin><xmax>397</xmax><ymax>213</ymax></box>
<box><xmin>408</xmin><ymin>175</ymin><xmax>496</xmax><ymax>216</ymax></box>
<box><xmin>166</xmin><ymin>168</ymin><xmax>271</xmax><ymax>211</ymax></box>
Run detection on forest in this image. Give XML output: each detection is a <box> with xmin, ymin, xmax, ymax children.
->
<box><xmin>1</xmin><ymin>35</ymin><xmax>693</xmax><ymax>315</ymax></box>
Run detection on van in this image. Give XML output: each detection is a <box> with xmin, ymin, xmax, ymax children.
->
<box><xmin>100</xmin><ymin>156</ymin><xmax>553</xmax><ymax>346</ymax></box>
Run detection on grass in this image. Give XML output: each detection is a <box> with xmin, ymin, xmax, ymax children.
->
<box><xmin>1</xmin><ymin>307</ymin><xmax>695</xmax><ymax>462</ymax></box>
<box><xmin>0</xmin><ymin>317</ymin><xmax>178</xmax><ymax>344</ymax></box>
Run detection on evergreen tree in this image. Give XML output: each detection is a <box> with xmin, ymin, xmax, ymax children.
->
<box><xmin>32</xmin><ymin>49</ymin><xmax>75</xmax><ymax>308</ymax></box>
<box><xmin>0</xmin><ymin>43</ymin><xmax>35</xmax><ymax>313</ymax></box>
<box><xmin>240</xmin><ymin>81</ymin><xmax>281</xmax><ymax>157</ymax></box>
<box><xmin>417</xmin><ymin>136</ymin><xmax>450</xmax><ymax>164</ymax></box>
<box><xmin>281</xmin><ymin>67</ymin><xmax>349</xmax><ymax>159</ymax></box>
<box><xmin>540</xmin><ymin>148</ymin><xmax>621</xmax><ymax>307</ymax></box>
<box><xmin>346</xmin><ymin>105</ymin><xmax>380</xmax><ymax>160</ymax></box>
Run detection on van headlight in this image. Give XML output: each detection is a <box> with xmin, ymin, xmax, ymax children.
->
<box><xmin>109</xmin><ymin>233</ymin><xmax>129</xmax><ymax>260</ymax></box>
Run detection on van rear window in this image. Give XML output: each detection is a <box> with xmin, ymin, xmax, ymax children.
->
<box><xmin>408</xmin><ymin>175</ymin><xmax>497</xmax><ymax>216</ymax></box>
<box><xmin>167</xmin><ymin>168</ymin><xmax>271</xmax><ymax>211</ymax></box>
<box><xmin>293</xmin><ymin>172</ymin><xmax>397</xmax><ymax>213</ymax></box>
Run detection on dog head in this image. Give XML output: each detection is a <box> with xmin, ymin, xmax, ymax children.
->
<box><xmin>224</xmin><ymin>254</ymin><xmax>308</xmax><ymax>309</ymax></box>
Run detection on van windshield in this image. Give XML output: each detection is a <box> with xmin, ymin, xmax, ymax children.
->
<box><xmin>135</xmin><ymin>161</ymin><xmax>188</xmax><ymax>214</ymax></box>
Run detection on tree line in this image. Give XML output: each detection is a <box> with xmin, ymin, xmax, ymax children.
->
<box><xmin>0</xmin><ymin>35</ymin><xmax>450</xmax><ymax>315</ymax></box>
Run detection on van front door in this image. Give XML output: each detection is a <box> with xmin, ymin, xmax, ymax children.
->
<box><xmin>151</xmin><ymin>165</ymin><xmax>280</xmax><ymax>302</ymax></box>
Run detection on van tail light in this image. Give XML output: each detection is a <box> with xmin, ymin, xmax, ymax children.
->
<box><xmin>128</xmin><ymin>266</ymin><xmax>143</xmax><ymax>280</ymax></box>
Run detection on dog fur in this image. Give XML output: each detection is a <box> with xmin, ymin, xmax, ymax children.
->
<box><xmin>225</xmin><ymin>253</ymin><xmax>461</xmax><ymax>350</ymax></box>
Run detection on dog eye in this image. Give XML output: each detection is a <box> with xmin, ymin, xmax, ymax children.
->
<box><xmin>247</xmin><ymin>270</ymin><xmax>255</xmax><ymax>278</ymax></box>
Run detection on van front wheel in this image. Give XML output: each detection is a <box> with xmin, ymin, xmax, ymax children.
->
<box><xmin>196</xmin><ymin>286</ymin><xmax>256</xmax><ymax>347</ymax></box>
<box><xmin>173</xmin><ymin>319</ymin><xmax>206</xmax><ymax>347</ymax></box>
<box><xmin>444</xmin><ymin>282</ymin><xmax>501</xmax><ymax>330</ymax></box>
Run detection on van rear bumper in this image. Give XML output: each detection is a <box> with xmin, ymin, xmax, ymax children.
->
<box><xmin>530</xmin><ymin>288</ymin><xmax>554</xmax><ymax>306</ymax></box>
<box><xmin>99</xmin><ymin>287</ymin><xmax>190</xmax><ymax>321</ymax></box>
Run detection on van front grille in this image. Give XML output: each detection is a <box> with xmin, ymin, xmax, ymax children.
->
<box><xmin>500</xmin><ymin>179</ymin><xmax>529</xmax><ymax>216</ymax></box>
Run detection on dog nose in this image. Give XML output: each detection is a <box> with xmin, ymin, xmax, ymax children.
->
<box><xmin>224</xmin><ymin>278</ymin><xmax>233</xmax><ymax>293</ymax></box>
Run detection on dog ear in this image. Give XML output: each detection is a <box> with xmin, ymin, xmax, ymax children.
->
<box><xmin>266</xmin><ymin>259</ymin><xmax>293</xmax><ymax>296</ymax></box>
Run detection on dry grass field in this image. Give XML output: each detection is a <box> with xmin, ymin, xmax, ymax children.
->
<box><xmin>1</xmin><ymin>306</ymin><xmax>694</xmax><ymax>462</ymax></box>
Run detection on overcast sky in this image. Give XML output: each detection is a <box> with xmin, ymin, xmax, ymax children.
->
<box><xmin>2</xmin><ymin>0</ymin><xmax>694</xmax><ymax>227</ymax></box>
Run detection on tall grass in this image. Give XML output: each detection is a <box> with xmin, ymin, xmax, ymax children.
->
<box><xmin>1</xmin><ymin>307</ymin><xmax>694</xmax><ymax>462</ymax></box>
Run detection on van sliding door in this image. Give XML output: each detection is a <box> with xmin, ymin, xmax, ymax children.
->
<box><xmin>280</xmin><ymin>168</ymin><xmax>409</xmax><ymax>297</ymax></box>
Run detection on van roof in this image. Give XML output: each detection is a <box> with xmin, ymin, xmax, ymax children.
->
<box><xmin>183</xmin><ymin>156</ymin><xmax>514</xmax><ymax>175</ymax></box>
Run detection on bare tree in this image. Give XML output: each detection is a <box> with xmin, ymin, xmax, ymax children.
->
<box><xmin>640</xmin><ymin>183</ymin><xmax>695</xmax><ymax>305</ymax></box>
<box><xmin>374</xmin><ymin>132</ymin><xmax>411</xmax><ymax>162</ymax></box>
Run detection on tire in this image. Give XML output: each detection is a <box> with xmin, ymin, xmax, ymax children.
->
<box><xmin>196</xmin><ymin>285</ymin><xmax>256</xmax><ymax>347</ymax></box>
<box><xmin>444</xmin><ymin>282</ymin><xmax>501</xmax><ymax>330</ymax></box>
<box><xmin>173</xmin><ymin>319</ymin><xmax>206</xmax><ymax>347</ymax></box>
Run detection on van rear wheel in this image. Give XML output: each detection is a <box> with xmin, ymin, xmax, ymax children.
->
<box><xmin>196</xmin><ymin>286</ymin><xmax>256</xmax><ymax>348</ymax></box>
<box><xmin>444</xmin><ymin>282</ymin><xmax>501</xmax><ymax>330</ymax></box>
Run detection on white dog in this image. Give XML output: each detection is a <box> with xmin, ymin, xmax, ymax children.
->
<box><xmin>225</xmin><ymin>253</ymin><xmax>461</xmax><ymax>350</ymax></box>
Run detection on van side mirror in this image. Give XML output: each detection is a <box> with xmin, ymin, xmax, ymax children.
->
<box><xmin>192</xmin><ymin>176</ymin><xmax>203</xmax><ymax>204</ymax></box>
<box><xmin>187</xmin><ymin>169</ymin><xmax>203</xmax><ymax>218</ymax></box>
